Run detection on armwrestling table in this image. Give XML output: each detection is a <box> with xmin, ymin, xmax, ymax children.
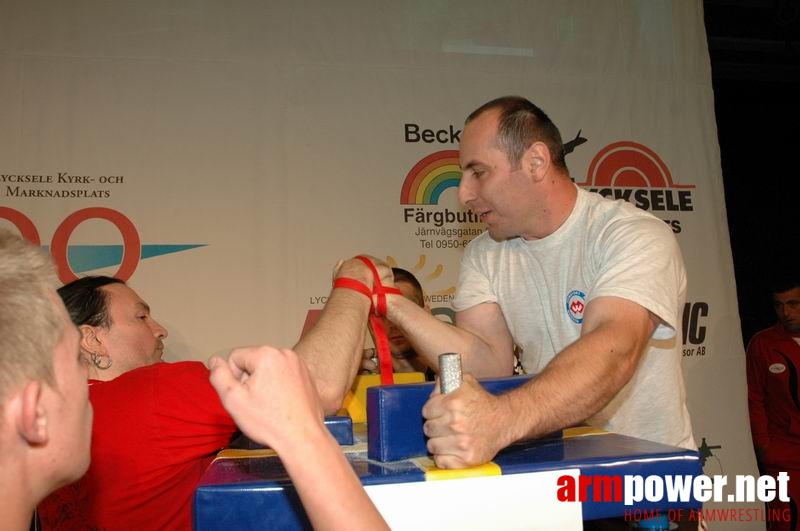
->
<box><xmin>194</xmin><ymin>376</ymin><xmax>701</xmax><ymax>530</ymax></box>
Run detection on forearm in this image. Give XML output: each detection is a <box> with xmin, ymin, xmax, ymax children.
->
<box><xmin>295</xmin><ymin>287</ymin><xmax>370</xmax><ymax>414</ymax></box>
<box><xmin>501</xmin><ymin>326</ymin><xmax>645</xmax><ymax>442</ymax></box>
<box><xmin>278</xmin><ymin>426</ymin><xmax>388</xmax><ymax>531</ymax></box>
<box><xmin>387</xmin><ymin>297</ymin><xmax>509</xmax><ymax>376</ymax></box>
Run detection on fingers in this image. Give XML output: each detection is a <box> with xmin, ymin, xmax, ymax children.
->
<box><xmin>334</xmin><ymin>256</ymin><xmax>373</xmax><ymax>287</ymax></box>
<box><xmin>422</xmin><ymin>418</ymin><xmax>451</xmax><ymax>439</ymax></box>
<box><xmin>421</xmin><ymin>379</ymin><xmax>447</xmax><ymax>419</ymax></box>
<box><xmin>332</xmin><ymin>259</ymin><xmax>345</xmax><ymax>282</ymax></box>
<box><xmin>425</xmin><ymin>425</ymin><xmax>487</xmax><ymax>469</ymax></box>
<box><xmin>422</xmin><ymin>389</ymin><xmax>461</xmax><ymax>439</ymax></box>
<box><xmin>213</xmin><ymin>346</ymin><xmax>285</xmax><ymax>394</ymax></box>
<box><xmin>225</xmin><ymin>347</ymin><xmax>261</xmax><ymax>377</ymax></box>
<box><xmin>228</xmin><ymin>345</ymin><xmax>294</xmax><ymax>376</ymax></box>
<box><xmin>360</xmin><ymin>349</ymin><xmax>379</xmax><ymax>373</ymax></box>
<box><xmin>360</xmin><ymin>255</ymin><xmax>394</xmax><ymax>289</ymax></box>
<box><xmin>432</xmin><ymin>377</ymin><xmax>441</xmax><ymax>395</ymax></box>
<box><xmin>208</xmin><ymin>355</ymin><xmax>240</xmax><ymax>401</ymax></box>
<box><xmin>208</xmin><ymin>346</ymin><xmax>324</xmax><ymax>448</ymax></box>
<box><xmin>425</xmin><ymin>424</ymin><xmax>477</xmax><ymax>469</ymax></box>
<box><xmin>432</xmin><ymin>453</ymin><xmax>469</xmax><ymax>470</ymax></box>
<box><xmin>421</xmin><ymin>376</ymin><xmax>501</xmax><ymax>468</ymax></box>
<box><xmin>333</xmin><ymin>254</ymin><xmax>396</xmax><ymax>291</ymax></box>
<box><xmin>461</xmin><ymin>373</ymin><xmax>480</xmax><ymax>387</ymax></box>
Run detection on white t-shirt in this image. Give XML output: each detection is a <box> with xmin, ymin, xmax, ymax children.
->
<box><xmin>453</xmin><ymin>187</ymin><xmax>695</xmax><ymax>449</ymax></box>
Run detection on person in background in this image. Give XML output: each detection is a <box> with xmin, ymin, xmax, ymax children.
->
<box><xmin>0</xmin><ymin>229</ymin><xmax>92</xmax><ymax>531</ymax></box>
<box><xmin>747</xmin><ymin>275</ymin><xmax>800</xmax><ymax>531</ymax></box>
<box><xmin>39</xmin><ymin>256</ymin><xmax>390</xmax><ymax>530</ymax></box>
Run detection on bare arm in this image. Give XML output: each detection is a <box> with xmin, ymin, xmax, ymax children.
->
<box><xmin>281</xmin><ymin>426</ymin><xmax>389</xmax><ymax>531</ymax></box>
<box><xmin>503</xmin><ymin>296</ymin><xmax>657</xmax><ymax>438</ymax></box>
<box><xmin>424</xmin><ymin>296</ymin><xmax>657</xmax><ymax>468</ymax></box>
<box><xmin>293</xmin><ymin>258</ymin><xmax>379</xmax><ymax>414</ymax></box>
<box><xmin>386</xmin><ymin>291</ymin><xmax>514</xmax><ymax>377</ymax></box>
<box><xmin>209</xmin><ymin>347</ymin><xmax>388</xmax><ymax>531</ymax></box>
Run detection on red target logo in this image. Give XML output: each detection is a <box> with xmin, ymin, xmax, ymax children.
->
<box><xmin>578</xmin><ymin>141</ymin><xmax>694</xmax><ymax>189</ymax></box>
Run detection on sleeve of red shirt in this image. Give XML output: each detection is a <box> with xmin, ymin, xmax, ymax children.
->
<box><xmin>746</xmin><ymin>334</ymin><xmax>770</xmax><ymax>449</ymax></box>
<box><xmin>151</xmin><ymin>361</ymin><xmax>239</xmax><ymax>455</ymax></box>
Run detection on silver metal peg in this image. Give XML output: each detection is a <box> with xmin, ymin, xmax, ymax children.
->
<box><xmin>438</xmin><ymin>352</ymin><xmax>462</xmax><ymax>394</ymax></box>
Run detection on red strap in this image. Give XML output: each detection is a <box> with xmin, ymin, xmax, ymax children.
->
<box><xmin>332</xmin><ymin>256</ymin><xmax>402</xmax><ymax>385</ymax></box>
<box><xmin>369</xmin><ymin>315</ymin><xmax>394</xmax><ymax>383</ymax></box>
<box><xmin>332</xmin><ymin>277</ymin><xmax>371</xmax><ymax>299</ymax></box>
<box><xmin>355</xmin><ymin>256</ymin><xmax>402</xmax><ymax>317</ymax></box>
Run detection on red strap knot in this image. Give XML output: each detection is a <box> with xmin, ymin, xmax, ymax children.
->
<box><xmin>331</xmin><ymin>256</ymin><xmax>402</xmax><ymax>385</ymax></box>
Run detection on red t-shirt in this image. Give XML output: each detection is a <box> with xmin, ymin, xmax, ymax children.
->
<box><xmin>39</xmin><ymin>361</ymin><xmax>237</xmax><ymax>530</ymax></box>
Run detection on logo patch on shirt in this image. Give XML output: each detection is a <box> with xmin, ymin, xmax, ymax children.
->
<box><xmin>769</xmin><ymin>363</ymin><xmax>786</xmax><ymax>374</ymax></box>
<box><xmin>566</xmin><ymin>290</ymin><xmax>586</xmax><ymax>324</ymax></box>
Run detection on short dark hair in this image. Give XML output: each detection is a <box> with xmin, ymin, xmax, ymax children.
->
<box><xmin>769</xmin><ymin>275</ymin><xmax>800</xmax><ymax>298</ymax></box>
<box><xmin>392</xmin><ymin>267</ymin><xmax>424</xmax><ymax>307</ymax></box>
<box><xmin>58</xmin><ymin>276</ymin><xmax>125</xmax><ymax>328</ymax></box>
<box><xmin>466</xmin><ymin>95</ymin><xmax>567</xmax><ymax>171</ymax></box>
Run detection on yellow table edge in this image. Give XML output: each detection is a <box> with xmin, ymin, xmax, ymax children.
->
<box><xmin>215</xmin><ymin>427</ymin><xmax>608</xmax><ymax>461</ymax></box>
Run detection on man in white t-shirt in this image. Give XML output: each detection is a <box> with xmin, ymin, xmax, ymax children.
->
<box><xmin>377</xmin><ymin>96</ymin><xmax>694</xmax><ymax>469</ymax></box>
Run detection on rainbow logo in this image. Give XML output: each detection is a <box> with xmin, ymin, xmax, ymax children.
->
<box><xmin>577</xmin><ymin>141</ymin><xmax>695</xmax><ymax>189</ymax></box>
<box><xmin>400</xmin><ymin>150</ymin><xmax>461</xmax><ymax>205</ymax></box>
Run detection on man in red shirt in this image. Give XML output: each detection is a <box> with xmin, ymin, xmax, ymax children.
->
<box><xmin>39</xmin><ymin>256</ymin><xmax>387</xmax><ymax>530</ymax></box>
<box><xmin>747</xmin><ymin>276</ymin><xmax>800</xmax><ymax>531</ymax></box>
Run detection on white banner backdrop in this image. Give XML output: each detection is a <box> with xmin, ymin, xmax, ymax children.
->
<box><xmin>0</xmin><ymin>1</ymin><xmax>760</xmax><ymax>527</ymax></box>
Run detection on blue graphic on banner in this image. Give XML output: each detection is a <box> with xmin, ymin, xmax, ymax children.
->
<box><xmin>40</xmin><ymin>244</ymin><xmax>206</xmax><ymax>274</ymax></box>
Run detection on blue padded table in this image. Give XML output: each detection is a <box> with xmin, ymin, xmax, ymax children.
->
<box><xmin>194</xmin><ymin>426</ymin><xmax>702</xmax><ymax>530</ymax></box>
